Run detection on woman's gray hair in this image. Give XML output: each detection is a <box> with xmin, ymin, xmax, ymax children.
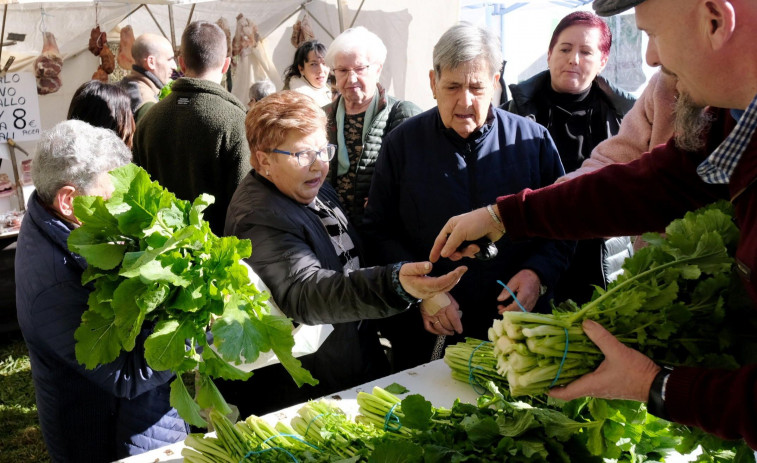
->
<box><xmin>324</xmin><ymin>26</ymin><xmax>387</xmax><ymax>68</ymax></box>
<box><xmin>32</xmin><ymin>120</ymin><xmax>132</xmax><ymax>205</ymax></box>
<box><xmin>433</xmin><ymin>23</ymin><xmax>502</xmax><ymax>79</ymax></box>
<box><xmin>249</xmin><ymin>80</ymin><xmax>276</xmax><ymax>103</ymax></box>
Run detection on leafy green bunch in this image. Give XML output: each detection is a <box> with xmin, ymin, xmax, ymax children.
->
<box><xmin>184</xmin><ymin>386</ymin><xmax>600</xmax><ymax>462</ymax></box>
<box><xmin>489</xmin><ymin>201</ymin><xmax>752</xmax><ymax>398</ymax></box>
<box><xmin>478</xmin><ymin>200</ymin><xmax>757</xmax><ymax>461</ymax></box>
<box><xmin>68</xmin><ymin>164</ymin><xmax>316</xmax><ymax>427</ymax></box>
<box><xmin>360</xmin><ymin>386</ymin><xmax>599</xmax><ymax>462</ymax></box>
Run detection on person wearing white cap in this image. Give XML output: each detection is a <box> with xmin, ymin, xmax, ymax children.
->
<box><xmin>430</xmin><ymin>0</ymin><xmax>757</xmax><ymax>449</ymax></box>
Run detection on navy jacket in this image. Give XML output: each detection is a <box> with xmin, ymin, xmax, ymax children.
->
<box><xmin>363</xmin><ymin>106</ymin><xmax>574</xmax><ymax>338</ymax></box>
<box><xmin>15</xmin><ymin>192</ymin><xmax>187</xmax><ymax>462</ymax></box>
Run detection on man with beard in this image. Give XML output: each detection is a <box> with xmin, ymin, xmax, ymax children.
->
<box><xmin>429</xmin><ymin>0</ymin><xmax>757</xmax><ymax>449</ymax></box>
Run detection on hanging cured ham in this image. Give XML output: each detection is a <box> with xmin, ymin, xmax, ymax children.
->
<box><xmin>34</xmin><ymin>31</ymin><xmax>63</xmax><ymax>94</ymax></box>
<box><xmin>232</xmin><ymin>14</ymin><xmax>259</xmax><ymax>58</ymax></box>
<box><xmin>99</xmin><ymin>43</ymin><xmax>115</xmax><ymax>74</ymax></box>
<box><xmin>117</xmin><ymin>25</ymin><xmax>135</xmax><ymax>70</ymax></box>
<box><xmin>89</xmin><ymin>25</ymin><xmax>106</xmax><ymax>56</ymax></box>
<box><xmin>89</xmin><ymin>25</ymin><xmax>115</xmax><ymax>81</ymax></box>
<box><xmin>290</xmin><ymin>15</ymin><xmax>315</xmax><ymax>48</ymax></box>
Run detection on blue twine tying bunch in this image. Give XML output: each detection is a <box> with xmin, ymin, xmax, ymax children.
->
<box><xmin>239</xmin><ymin>431</ymin><xmax>321</xmax><ymax>462</ymax></box>
<box><xmin>303</xmin><ymin>412</ymin><xmax>329</xmax><ymax>439</ymax></box>
<box><xmin>549</xmin><ymin>328</ymin><xmax>570</xmax><ymax>388</ymax></box>
<box><xmin>468</xmin><ymin>340</ymin><xmax>492</xmax><ymax>395</ymax></box>
<box><xmin>383</xmin><ymin>403</ymin><xmax>402</xmax><ymax>431</ymax></box>
<box><xmin>496</xmin><ymin>280</ymin><xmax>570</xmax><ymax>389</ymax></box>
<box><xmin>496</xmin><ymin>280</ymin><xmax>528</xmax><ymax>313</ymax></box>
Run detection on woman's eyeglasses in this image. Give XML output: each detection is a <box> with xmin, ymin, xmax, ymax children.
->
<box><xmin>271</xmin><ymin>144</ymin><xmax>336</xmax><ymax>167</ymax></box>
<box><xmin>332</xmin><ymin>65</ymin><xmax>371</xmax><ymax>79</ymax></box>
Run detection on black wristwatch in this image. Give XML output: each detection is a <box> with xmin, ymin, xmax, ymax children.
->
<box><xmin>647</xmin><ymin>366</ymin><xmax>673</xmax><ymax>419</ymax></box>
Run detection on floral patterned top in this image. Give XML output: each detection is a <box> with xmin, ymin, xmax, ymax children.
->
<box><xmin>335</xmin><ymin>112</ymin><xmax>365</xmax><ymax>214</ymax></box>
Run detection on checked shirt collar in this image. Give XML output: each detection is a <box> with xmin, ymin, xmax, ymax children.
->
<box><xmin>697</xmin><ymin>93</ymin><xmax>757</xmax><ymax>184</ymax></box>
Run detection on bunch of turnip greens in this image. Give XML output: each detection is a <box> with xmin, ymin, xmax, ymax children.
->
<box><xmin>489</xmin><ymin>200</ymin><xmax>754</xmax><ymax>398</ymax></box>
<box><xmin>445</xmin><ymin>339</ymin><xmax>682</xmax><ymax>461</ymax></box>
<box><xmin>68</xmin><ymin>164</ymin><xmax>316</xmax><ymax>427</ymax></box>
<box><xmin>473</xmin><ymin>200</ymin><xmax>757</xmax><ymax>462</ymax></box>
<box><xmin>446</xmin><ymin>337</ymin><xmax>755</xmax><ymax>462</ymax></box>
<box><xmin>183</xmin><ymin>386</ymin><xmax>600</xmax><ymax>462</ymax></box>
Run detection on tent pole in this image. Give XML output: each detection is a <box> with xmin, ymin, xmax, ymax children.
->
<box><xmin>168</xmin><ymin>4</ymin><xmax>176</xmax><ymax>53</ymax></box>
<box><xmin>6</xmin><ymin>140</ymin><xmax>26</xmax><ymax>211</ymax></box>
<box><xmin>121</xmin><ymin>4</ymin><xmax>146</xmax><ymax>23</ymax></box>
<box><xmin>144</xmin><ymin>5</ymin><xmax>170</xmax><ymax>41</ymax></box>
<box><xmin>0</xmin><ymin>4</ymin><xmax>7</xmax><ymax>73</ymax></box>
<box><xmin>302</xmin><ymin>4</ymin><xmax>335</xmax><ymax>40</ymax></box>
<box><xmin>336</xmin><ymin>0</ymin><xmax>346</xmax><ymax>32</ymax></box>
<box><xmin>266</xmin><ymin>5</ymin><xmax>303</xmax><ymax>39</ymax></box>
<box><xmin>186</xmin><ymin>4</ymin><xmax>196</xmax><ymax>29</ymax></box>
<box><xmin>348</xmin><ymin>0</ymin><xmax>365</xmax><ymax>29</ymax></box>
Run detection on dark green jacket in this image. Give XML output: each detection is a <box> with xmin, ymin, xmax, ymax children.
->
<box><xmin>324</xmin><ymin>84</ymin><xmax>421</xmax><ymax>225</ymax></box>
<box><xmin>132</xmin><ymin>77</ymin><xmax>250</xmax><ymax>235</ymax></box>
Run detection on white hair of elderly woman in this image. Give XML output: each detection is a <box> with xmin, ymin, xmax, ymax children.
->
<box><xmin>433</xmin><ymin>22</ymin><xmax>503</xmax><ymax>79</ymax></box>
<box><xmin>32</xmin><ymin>119</ymin><xmax>132</xmax><ymax>205</ymax></box>
<box><xmin>249</xmin><ymin>79</ymin><xmax>276</xmax><ymax>103</ymax></box>
<box><xmin>324</xmin><ymin>26</ymin><xmax>387</xmax><ymax>68</ymax></box>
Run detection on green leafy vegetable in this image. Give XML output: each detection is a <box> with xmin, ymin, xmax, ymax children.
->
<box><xmin>445</xmin><ymin>201</ymin><xmax>756</xmax><ymax>462</ymax></box>
<box><xmin>183</xmin><ymin>387</ymin><xmax>599</xmax><ymax>462</ymax></box>
<box><xmin>383</xmin><ymin>383</ymin><xmax>409</xmax><ymax>395</ymax></box>
<box><xmin>489</xmin><ymin>201</ymin><xmax>752</xmax><ymax>397</ymax></box>
<box><xmin>70</xmin><ymin>164</ymin><xmax>316</xmax><ymax>427</ymax></box>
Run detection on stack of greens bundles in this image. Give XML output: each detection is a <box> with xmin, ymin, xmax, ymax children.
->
<box><xmin>69</xmin><ymin>164</ymin><xmax>316</xmax><ymax>427</ymax></box>
<box><xmin>184</xmin><ymin>387</ymin><xmax>599</xmax><ymax>462</ymax></box>
<box><xmin>183</xmin><ymin>401</ymin><xmax>383</xmax><ymax>462</ymax></box>
<box><xmin>489</xmin><ymin>200</ymin><xmax>757</xmax><ymax>397</ymax></box>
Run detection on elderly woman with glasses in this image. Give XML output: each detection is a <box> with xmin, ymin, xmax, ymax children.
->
<box><xmin>323</xmin><ymin>26</ymin><xmax>421</xmax><ymax>225</ymax></box>
<box><xmin>363</xmin><ymin>24</ymin><xmax>574</xmax><ymax>371</ymax></box>
<box><xmin>220</xmin><ymin>90</ymin><xmax>466</xmax><ymax>418</ymax></box>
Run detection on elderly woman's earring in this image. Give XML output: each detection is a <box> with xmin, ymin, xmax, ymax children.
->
<box><xmin>266</xmin><ymin>170</ymin><xmax>270</xmax><ymax>176</ymax></box>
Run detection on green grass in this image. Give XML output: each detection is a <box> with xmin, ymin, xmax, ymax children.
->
<box><xmin>0</xmin><ymin>334</ymin><xmax>50</xmax><ymax>463</ymax></box>
<box><xmin>0</xmin><ymin>334</ymin><xmax>198</xmax><ymax>462</ymax></box>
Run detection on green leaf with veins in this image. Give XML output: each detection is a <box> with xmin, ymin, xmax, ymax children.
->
<box><xmin>144</xmin><ymin>317</ymin><xmax>197</xmax><ymax>371</ymax></box>
<box><xmin>200</xmin><ymin>347</ymin><xmax>252</xmax><ymax>381</ymax></box>
<box><xmin>74</xmin><ymin>309</ymin><xmax>122</xmax><ymax>369</ymax></box>
<box><xmin>399</xmin><ymin>395</ymin><xmax>433</xmax><ymax>431</ymax></box>
<box><xmin>211</xmin><ymin>296</ymin><xmax>266</xmax><ymax>364</ymax></box>
<box><xmin>71</xmin><ymin>195</ymin><xmax>121</xmax><ymax>236</ymax></box>
<box><xmin>170</xmin><ymin>376</ymin><xmax>206</xmax><ymax>428</ymax></box>
<box><xmin>195</xmin><ymin>373</ymin><xmax>231</xmax><ymax>416</ymax></box>
<box><xmin>68</xmin><ymin>228</ymin><xmax>128</xmax><ymax>270</ymax></box>
<box><xmin>112</xmin><ymin>278</ymin><xmax>148</xmax><ymax>350</ymax></box>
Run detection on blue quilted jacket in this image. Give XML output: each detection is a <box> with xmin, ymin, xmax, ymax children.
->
<box><xmin>15</xmin><ymin>191</ymin><xmax>188</xmax><ymax>462</ymax></box>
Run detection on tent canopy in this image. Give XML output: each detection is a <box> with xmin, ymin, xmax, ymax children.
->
<box><xmin>0</xmin><ymin>0</ymin><xmax>306</xmax><ymax>64</ymax></box>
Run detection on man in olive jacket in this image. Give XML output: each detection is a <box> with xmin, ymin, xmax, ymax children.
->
<box><xmin>132</xmin><ymin>21</ymin><xmax>248</xmax><ymax>235</ymax></box>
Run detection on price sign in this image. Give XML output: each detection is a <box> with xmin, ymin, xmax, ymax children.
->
<box><xmin>0</xmin><ymin>72</ymin><xmax>42</xmax><ymax>144</ymax></box>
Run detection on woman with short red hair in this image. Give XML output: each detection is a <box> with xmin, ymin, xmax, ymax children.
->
<box><xmin>218</xmin><ymin>91</ymin><xmax>466</xmax><ymax>418</ymax></box>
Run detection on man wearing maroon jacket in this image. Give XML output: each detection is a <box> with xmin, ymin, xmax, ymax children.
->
<box><xmin>430</xmin><ymin>0</ymin><xmax>757</xmax><ymax>449</ymax></box>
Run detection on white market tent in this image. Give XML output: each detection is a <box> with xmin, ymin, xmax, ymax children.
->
<box><xmin>0</xmin><ymin>0</ymin><xmax>650</xmax><ymax>208</ymax></box>
<box><xmin>0</xmin><ymin>0</ymin><xmax>460</xmax><ymax>194</ymax></box>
